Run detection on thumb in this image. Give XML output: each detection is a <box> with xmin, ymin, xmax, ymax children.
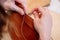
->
<box><xmin>10</xmin><ymin>3</ymin><xmax>25</xmax><ymax>15</ymax></box>
<box><xmin>16</xmin><ymin>0</ymin><xmax>27</xmax><ymax>13</ymax></box>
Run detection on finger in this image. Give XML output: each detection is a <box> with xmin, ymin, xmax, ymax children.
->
<box><xmin>10</xmin><ymin>3</ymin><xmax>25</xmax><ymax>15</ymax></box>
<box><xmin>16</xmin><ymin>0</ymin><xmax>27</xmax><ymax>13</ymax></box>
<box><xmin>33</xmin><ymin>11</ymin><xmax>39</xmax><ymax>20</ymax></box>
<box><xmin>38</xmin><ymin>6</ymin><xmax>45</xmax><ymax>14</ymax></box>
<box><xmin>38</xmin><ymin>6</ymin><xmax>49</xmax><ymax>18</ymax></box>
<box><xmin>39</xmin><ymin>6</ymin><xmax>50</xmax><ymax>14</ymax></box>
<box><xmin>16</xmin><ymin>0</ymin><xmax>27</xmax><ymax>4</ymax></box>
<box><xmin>30</xmin><ymin>7</ymin><xmax>38</xmax><ymax>13</ymax></box>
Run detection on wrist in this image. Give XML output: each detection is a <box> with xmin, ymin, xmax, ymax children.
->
<box><xmin>39</xmin><ymin>31</ymin><xmax>51</xmax><ymax>40</ymax></box>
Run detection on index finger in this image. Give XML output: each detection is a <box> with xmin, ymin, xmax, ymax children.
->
<box><xmin>15</xmin><ymin>0</ymin><xmax>27</xmax><ymax>13</ymax></box>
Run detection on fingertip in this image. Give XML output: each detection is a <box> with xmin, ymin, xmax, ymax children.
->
<box><xmin>21</xmin><ymin>12</ymin><xmax>25</xmax><ymax>15</ymax></box>
<box><xmin>33</xmin><ymin>11</ymin><xmax>37</xmax><ymax>16</ymax></box>
<box><xmin>18</xmin><ymin>10</ymin><xmax>25</xmax><ymax>15</ymax></box>
<box><xmin>33</xmin><ymin>11</ymin><xmax>39</xmax><ymax>18</ymax></box>
<box><xmin>12</xmin><ymin>5</ymin><xmax>25</xmax><ymax>15</ymax></box>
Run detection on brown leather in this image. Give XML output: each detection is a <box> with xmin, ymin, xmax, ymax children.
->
<box><xmin>8</xmin><ymin>2</ymin><xmax>39</xmax><ymax>40</ymax></box>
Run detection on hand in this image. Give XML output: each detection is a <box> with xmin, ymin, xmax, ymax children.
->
<box><xmin>0</xmin><ymin>0</ymin><xmax>27</xmax><ymax>15</ymax></box>
<box><xmin>33</xmin><ymin>7</ymin><xmax>52</xmax><ymax>40</ymax></box>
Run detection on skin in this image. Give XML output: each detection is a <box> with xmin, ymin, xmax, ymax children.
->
<box><xmin>33</xmin><ymin>7</ymin><xmax>52</xmax><ymax>40</ymax></box>
<box><xmin>0</xmin><ymin>0</ymin><xmax>27</xmax><ymax>15</ymax></box>
<box><xmin>0</xmin><ymin>0</ymin><xmax>52</xmax><ymax>40</ymax></box>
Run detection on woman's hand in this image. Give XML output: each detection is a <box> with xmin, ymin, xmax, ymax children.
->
<box><xmin>33</xmin><ymin>7</ymin><xmax>52</xmax><ymax>40</ymax></box>
<box><xmin>0</xmin><ymin>0</ymin><xmax>27</xmax><ymax>15</ymax></box>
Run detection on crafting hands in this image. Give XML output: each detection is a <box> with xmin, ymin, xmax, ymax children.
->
<box><xmin>0</xmin><ymin>0</ymin><xmax>27</xmax><ymax>15</ymax></box>
<box><xmin>33</xmin><ymin>7</ymin><xmax>52</xmax><ymax>40</ymax></box>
